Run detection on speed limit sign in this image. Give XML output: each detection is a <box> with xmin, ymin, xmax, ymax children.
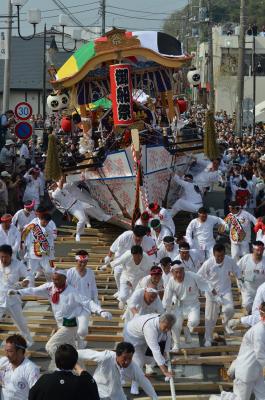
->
<box><xmin>14</xmin><ymin>102</ymin><xmax>33</xmax><ymax>121</ymax></box>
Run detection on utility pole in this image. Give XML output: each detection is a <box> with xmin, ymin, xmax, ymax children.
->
<box><xmin>235</xmin><ymin>0</ymin><xmax>246</xmax><ymax>136</ymax></box>
<box><xmin>101</xmin><ymin>0</ymin><xmax>106</xmax><ymax>36</ymax></box>
<box><xmin>207</xmin><ymin>0</ymin><xmax>214</xmax><ymax>111</ymax></box>
<box><xmin>42</xmin><ymin>24</ymin><xmax>47</xmax><ymax>121</ymax></box>
<box><xmin>2</xmin><ymin>0</ymin><xmax>12</xmax><ymax>113</ymax></box>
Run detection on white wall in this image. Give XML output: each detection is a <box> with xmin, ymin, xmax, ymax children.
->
<box><xmin>0</xmin><ymin>90</ymin><xmax>48</xmax><ymax>115</ymax></box>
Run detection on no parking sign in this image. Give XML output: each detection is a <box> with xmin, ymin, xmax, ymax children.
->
<box><xmin>15</xmin><ymin>121</ymin><xmax>33</xmax><ymax>140</ymax></box>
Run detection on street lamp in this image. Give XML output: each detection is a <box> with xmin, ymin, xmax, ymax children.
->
<box><xmin>11</xmin><ymin>0</ymin><xmax>41</xmax><ymax>40</ymax></box>
<box><xmin>59</xmin><ymin>14</ymin><xmax>81</xmax><ymax>52</ymax></box>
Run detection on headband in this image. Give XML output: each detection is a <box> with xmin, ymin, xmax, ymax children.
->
<box><xmin>1</xmin><ymin>214</ymin><xmax>12</xmax><ymax>222</ymax></box>
<box><xmin>171</xmin><ymin>263</ymin><xmax>184</xmax><ymax>271</ymax></box>
<box><xmin>15</xmin><ymin>343</ymin><xmax>27</xmax><ymax>350</ymax></box>
<box><xmin>24</xmin><ymin>200</ymin><xmax>35</xmax><ymax>209</ymax></box>
<box><xmin>75</xmin><ymin>255</ymin><xmax>89</xmax><ymax>261</ymax></box>
<box><xmin>150</xmin><ymin>267</ymin><xmax>163</xmax><ymax>275</ymax></box>
<box><xmin>145</xmin><ymin>288</ymin><xmax>158</xmax><ymax>294</ymax></box>
<box><xmin>179</xmin><ymin>248</ymin><xmax>189</xmax><ymax>252</ymax></box>
<box><xmin>253</xmin><ymin>245</ymin><xmax>264</xmax><ymax>250</ymax></box>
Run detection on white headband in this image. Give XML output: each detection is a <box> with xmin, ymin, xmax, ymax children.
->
<box><xmin>171</xmin><ymin>264</ymin><xmax>184</xmax><ymax>271</ymax></box>
<box><xmin>145</xmin><ymin>288</ymin><xmax>158</xmax><ymax>294</ymax></box>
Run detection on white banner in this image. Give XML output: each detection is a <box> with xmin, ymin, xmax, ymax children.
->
<box><xmin>0</xmin><ymin>35</ymin><xmax>7</xmax><ymax>60</ymax></box>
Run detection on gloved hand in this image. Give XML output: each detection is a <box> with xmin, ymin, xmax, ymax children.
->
<box><xmin>99</xmin><ymin>264</ymin><xmax>107</xmax><ymax>271</ymax></box>
<box><xmin>104</xmin><ymin>255</ymin><xmax>111</xmax><ymax>264</ymax></box>
<box><xmin>100</xmin><ymin>311</ymin><xmax>112</xmax><ymax>320</ymax></box>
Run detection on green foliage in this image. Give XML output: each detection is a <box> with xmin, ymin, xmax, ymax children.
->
<box><xmin>163</xmin><ymin>0</ymin><xmax>265</xmax><ymax>37</ymax></box>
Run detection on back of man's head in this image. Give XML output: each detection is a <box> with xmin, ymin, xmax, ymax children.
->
<box><xmin>55</xmin><ymin>344</ymin><xmax>78</xmax><ymax>370</ymax></box>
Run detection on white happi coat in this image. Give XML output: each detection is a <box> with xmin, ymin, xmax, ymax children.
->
<box><xmin>124</xmin><ymin>314</ymin><xmax>171</xmax><ymax>366</ymax></box>
<box><xmin>174</xmin><ymin>249</ymin><xmax>204</xmax><ymax>272</ymax></box>
<box><xmin>197</xmin><ymin>256</ymin><xmax>241</xmax><ymax>295</ymax></box>
<box><xmin>0</xmin><ymin>357</ymin><xmax>39</xmax><ymax>400</ymax></box>
<box><xmin>151</xmin><ymin>225</ymin><xmax>172</xmax><ymax>248</ymax></box>
<box><xmin>78</xmin><ymin>349</ymin><xmax>158</xmax><ymax>400</ymax></box>
<box><xmin>67</xmin><ymin>267</ymin><xmax>98</xmax><ymax>303</ymax></box>
<box><xmin>186</xmin><ymin>216</ymin><xmax>225</xmax><ymax>252</ymax></box>
<box><xmin>12</xmin><ymin>209</ymin><xmax>35</xmax><ymax>232</ymax></box>
<box><xmin>0</xmin><ymin>259</ymin><xmax>32</xmax><ymax>308</ymax></box>
<box><xmin>234</xmin><ymin>321</ymin><xmax>265</xmax><ymax>382</ymax></box>
<box><xmin>111</xmin><ymin>251</ymin><xmax>152</xmax><ymax>288</ymax></box>
<box><xmin>163</xmin><ymin>271</ymin><xmax>210</xmax><ymax>310</ymax></box>
<box><xmin>18</xmin><ymin>283</ymin><xmax>99</xmax><ymax>327</ymax></box>
<box><xmin>238</xmin><ymin>254</ymin><xmax>265</xmax><ymax>307</ymax></box>
<box><xmin>0</xmin><ymin>224</ymin><xmax>20</xmax><ymax>254</ymax></box>
<box><xmin>110</xmin><ymin>231</ymin><xmax>157</xmax><ymax>262</ymax></box>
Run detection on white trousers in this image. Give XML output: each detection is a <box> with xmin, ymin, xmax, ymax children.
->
<box><xmin>171</xmin><ymin>199</ymin><xmax>202</xmax><ymax>217</ymax></box>
<box><xmin>77</xmin><ymin>312</ymin><xmax>90</xmax><ymax>339</ymax></box>
<box><xmin>241</xmin><ymin>282</ymin><xmax>259</xmax><ymax>313</ymax></box>
<box><xmin>119</xmin><ymin>280</ymin><xmax>133</xmax><ymax>303</ymax></box>
<box><xmin>171</xmin><ymin>304</ymin><xmax>200</xmax><ymax>345</ymax></box>
<box><xmin>69</xmin><ymin>202</ymin><xmax>89</xmax><ymax>236</ymax></box>
<box><xmin>46</xmin><ymin>326</ymin><xmax>78</xmax><ymax>358</ymax></box>
<box><xmin>230</xmin><ymin>241</ymin><xmax>249</xmax><ymax>261</ymax></box>
<box><xmin>0</xmin><ymin>303</ymin><xmax>32</xmax><ymax>343</ymax></box>
<box><xmin>205</xmin><ymin>292</ymin><xmax>234</xmax><ymax>341</ymax></box>
<box><xmin>113</xmin><ymin>265</ymin><xmax>123</xmax><ymax>292</ymax></box>
<box><xmin>28</xmin><ymin>257</ymin><xmax>54</xmax><ymax>282</ymax></box>
<box><xmin>233</xmin><ymin>376</ymin><xmax>265</xmax><ymax>400</ymax></box>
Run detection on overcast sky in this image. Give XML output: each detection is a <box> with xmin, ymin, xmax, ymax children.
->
<box><xmin>0</xmin><ymin>0</ymin><xmax>187</xmax><ymax>35</ymax></box>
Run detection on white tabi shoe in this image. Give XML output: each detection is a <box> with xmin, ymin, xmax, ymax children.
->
<box><xmin>183</xmin><ymin>326</ymin><xmax>192</xmax><ymax>344</ymax></box>
<box><xmin>204</xmin><ymin>339</ymin><xmax>212</xmax><ymax>347</ymax></box>
<box><xmin>145</xmin><ymin>364</ymin><xmax>155</xmax><ymax>375</ymax></box>
<box><xmin>75</xmin><ymin>234</ymin><xmax>81</xmax><ymax>242</ymax></box>
<box><xmin>130</xmin><ymin>381</ymin><xmax>139</xmax><ymax>395</ymax></box>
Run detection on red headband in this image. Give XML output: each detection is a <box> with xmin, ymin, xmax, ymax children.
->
<box><xmin>1</xmin><ymin>214</ymin><xmax>12</xmax><ymax>222</ymax></box>
<box><xmin>24</xmin><ymin>200</ymin><xmax>35</xmax><ymax>209</ymax></box>
<box><xmin>150</xmin><ymin>267</ymin><xmax>163</xmax><ymax>275</ymax></box>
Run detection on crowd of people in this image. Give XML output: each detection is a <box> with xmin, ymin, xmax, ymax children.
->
<box><xmin>0</xmin><ymin>104</ymin><xmax>264</xmax><ymax>400</ymax></box>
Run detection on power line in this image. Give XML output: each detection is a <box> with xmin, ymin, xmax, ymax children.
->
<box><xmin>20</xmin><ymin>7</ymin><xmax>99</xmax><ymax>22</ymax></box>
<box><xmin>20</xmin><ymin>1</ymin><xmax>100</xmax><ymax>15</ymax></box>
<box><xmin>105</xmin><ymin>11</ymin><xmax>179</xmax><ymax>21</ymax></box>
<box><xmin>107</xmin><ymin>5</ymin><xmax>180</xmax><ymax>15</ymax></box>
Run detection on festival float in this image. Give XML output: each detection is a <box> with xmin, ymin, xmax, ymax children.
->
<box><xmin>48</xmin><ymin>29</ymin><xmax>204</xmax><ymax>221</ymax></box>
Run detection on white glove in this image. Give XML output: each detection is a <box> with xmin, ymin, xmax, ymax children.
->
<box><xmin>8</xmin><ymin>289</ymin><xmax>18</xmax><ymax>296</ymax></box>
<box><xmin>99</xmin><ymin>264</ymin><xmax>107</xmax><ymax>271</ymax></box>
<box><xmin>100</xmin><ymin>311</ymin><xmax>112</xmax><ymax>320</ymax></box>
<box><xmin>104</xmin><ymin>255</ymin><xmax>111</xmax><ymax>264</ymax></box>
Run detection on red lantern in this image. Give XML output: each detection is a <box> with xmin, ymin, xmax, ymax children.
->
<box><xmin>61</xmin><ymin>116</ymin><xmax>72</xmax><ymax>132</ymax></box>
<box><xmin>175</xmin><ymin>99</ymin><xmax>188</xmax><ymax>114</ymax></box>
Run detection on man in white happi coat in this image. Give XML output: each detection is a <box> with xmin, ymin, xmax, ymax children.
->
<box><xmin>32</xmin><ymin>206</ymin><xmax>57</xmax><ymax>240</ymax></box>
<box><xmin>170</xmin><ymin>173</ymin><xmax>203</xmax><ymax>217</ymax></box>
<box><xmin>0</xmin><ymin>334</ymin><xmax>40</xmax><ymax>400</ymax></box>
<box><xmin>78</xmin><ymin>342</ymin><xmax>158</xmax><ymax>400</ymax></box>
<box><xmin>174</xmin><ymin>241</ymin><xmax>204</xmax><ymax>273</ymax></box>
<box><xmin>150</xmin><ymin>219</ymin><xmax>172</xmax><ymax>249</ymax></box>
<box><xmin>136</xmin><ymin>266</ymin><xmax>164</xmax><ymax>298</ymax></box>
<box><xmin>224</xmin><ymin>201</ymin><xmax>256</xmax><ymax>261</ymax></box>
<box><xmin>110</xmin><ymin>245</ymin><xmax>152</xmax><ymax>309</ymax></box>
<box><xmin>163</xmin><ymin>260</ymin><xmax>210</xmax><ymax>350</ymax></box>
<box><xmin>194</xmin><ymin>159</ymin><xmax>220</xmax><ymax>192</ymax></box>
<box><xmin>147</xmin><ymin>202</ymin><xmax>175</xmax><ymax>236</ymax></box>
<box><xmin>157</xmin><ymin>236</ymin><xmax>179</xmax><ymax>261</ymax></box>
<box><xmin>254</xmin><ymin>217</ymin><xmax>265</xmax><ymax>246</ymax></box>
<box><xmin>159</xmin><ymin>257</ymin><xmax>172</xmax><ymax>288</ymax></box>
<box><xmin>23</xmin><ymin>168</ymin><xmax>43</xmax><ymax>210</ymax></box>
<box><xmin>66</xmin><ymin>250</ymin><xmax>100</xmax><ymax>348</ymax></box>
<box><xmin>10</xmin><ymin>270</ymin><xmax>112</xmax><ymax>361</ymax></box>
<box><xmin>49</xmin><ymin>177</ymin><xmax>111</xmax><ymax>242</ymax></box>
<box><xmin>197</xmin><ymin>243</ymin><xmax>242</xmax><ymax>346</ymax></box>
<box><xmin>21</xmin><ymin>214</ymin><xmax>55</xmax><ymax>282</ymax></box>
<box><xmin>104</xmin><ymin>226</ymin><xmax>157</xmax><ymax>294</ymax></box>
<box><xmin>12</xmin><ymin>201</ymin><xmax>36</xmax><ymax>232</ymax></box>
<box><xmin>226</xmin><ymin>309</ymin><xmax>265</xmax><ymax>400</ymax></box>
<box><xmin>124</xmin><ymin>286</ymin><xmax>164</xmax><ymax>323</ymax></box>
<box><xmin>124</xmin><ymin>313</ymin><xmax>175</xmax><ymax>395</ymax></box>
<box><xmin>237</xmin><ymin>241</ymin><xmax>265</xmax><ymax>313</ymax></box>
<box><xmin>185</xmin><ymin>207</ymin><xmax>226</xmax><ymax>258</ymax></box>
<box><xmin>135</xmin><ymin>211</ymin><xmax>151</xmax><ymax>228</ymax></box>
<box><xmin>0</xmin><ymin>214</ymin><xmax>20</xmax><ymax>255</ymax></box>
<box><xmin>0</xmin><ymin>244</ymin><xmax>33</xmax><ymax>347</ymax></box>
